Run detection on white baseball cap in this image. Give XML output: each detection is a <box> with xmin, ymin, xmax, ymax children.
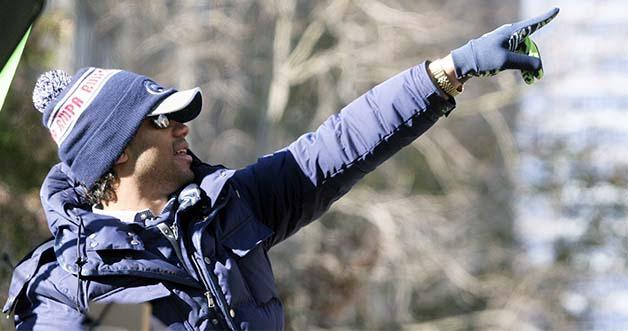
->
<box><xmin>148</xmin><ymin>87</ymin><xmax>203</xmax><ymax>122</ymax></box>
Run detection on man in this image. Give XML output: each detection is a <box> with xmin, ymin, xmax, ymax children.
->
<box><xmin>3</xmin><ymin>8</ymin><xmax>558</xmax><ymax>330</ymax></box>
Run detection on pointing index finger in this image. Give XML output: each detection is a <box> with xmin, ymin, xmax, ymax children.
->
<box><xmin>508</xmin><ymin>7</ymin><xmax>559</xmax><ymax>51</ymax></box>
<box><xmin>515</xmin><ymin>7</ymin><xmax>560</xmax><ymax>37</ymax></box>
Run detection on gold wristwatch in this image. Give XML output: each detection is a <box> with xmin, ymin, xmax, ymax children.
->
<box><xmin>429</xmin><ymin>60</ymin><xmax>462</xmax><ymax>97</ymax></box>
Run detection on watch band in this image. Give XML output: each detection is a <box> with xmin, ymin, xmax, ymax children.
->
<box><xmin>429</xmin><ymin>60</ymin><xmax>462</xmax><ymax>97</ymax></box>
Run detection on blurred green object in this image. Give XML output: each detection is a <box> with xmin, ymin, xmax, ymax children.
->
<box><xmin>0</xmin><ymin>0</ymin><xmax>46</xmax><ymax>112</ymax></box>
<box><xmin>520</xmin><ymin>37</ymin><xmax>544</xmax><ymax>85</ymax></box>
<box><xmin>0</xmin><ymin>28</ymin><xmax>31</xmax><ymax>112</ymax></box>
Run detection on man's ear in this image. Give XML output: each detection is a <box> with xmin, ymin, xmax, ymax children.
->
<box><xmin>115</xmin><ymin>150</ymin><xmax>129</xmax><ymax>165</ymax></box>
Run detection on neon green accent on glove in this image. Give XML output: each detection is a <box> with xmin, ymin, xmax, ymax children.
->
<box><xmin>519</xmin><ymin>37</ymin><xmax>544</xmax><ymax>85</ymax></box>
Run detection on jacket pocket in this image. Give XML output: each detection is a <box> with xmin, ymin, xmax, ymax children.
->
<box><xmin>218</xmin><ymin>218</ymin><xmax>278</xmax><ymax>306</ymax></box>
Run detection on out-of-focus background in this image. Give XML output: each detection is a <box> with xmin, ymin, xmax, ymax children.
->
<box><xmin>1</xmin><ymin>0</ymin><xmax>627</xmax><ymax>330</ymax></box>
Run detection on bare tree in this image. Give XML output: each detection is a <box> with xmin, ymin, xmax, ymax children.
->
<box><xmin>1</xmin><ymin>0</ymin><xmax>582</xmax><ymax>330</ymax></box>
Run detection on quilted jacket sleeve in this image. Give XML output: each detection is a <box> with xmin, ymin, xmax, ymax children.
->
<box><xmin>231</xmin><ymin>62</ymin><xmax>455</xmax><ymax>247</ymax></box>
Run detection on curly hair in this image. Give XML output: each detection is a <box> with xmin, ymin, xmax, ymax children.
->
<box><xmin>84</xmin><ymin>171</ymin><xmax>118</xmax><ymax>206</ymax></box>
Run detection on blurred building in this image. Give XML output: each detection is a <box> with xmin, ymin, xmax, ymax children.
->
<box><xmin>517</xmin><ymin>0</ymin><xmax>628</xmax><ymax>328</ymax></box>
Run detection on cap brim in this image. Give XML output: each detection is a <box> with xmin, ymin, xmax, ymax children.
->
<box><xmin>149</xmin><ymin>87</ymin><xmax>202</xmax><ymax>123</ymax></box>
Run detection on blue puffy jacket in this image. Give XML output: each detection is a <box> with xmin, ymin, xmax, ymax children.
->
<box><xmin>3</xmin><ymin>62</ymin><xmax>454</xmax><ymax>330</ymax></box>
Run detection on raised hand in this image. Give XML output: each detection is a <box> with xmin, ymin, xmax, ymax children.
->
<box><xmin>451</xmin><ymin>8</ymin><xmax>559</xmax><ymax>83</ymax></box>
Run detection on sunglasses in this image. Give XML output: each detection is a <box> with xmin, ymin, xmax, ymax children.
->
<box><xmin>149</xmin><ymin>114</ymin><xmax>170</xmax><ymax>129</ymax></box>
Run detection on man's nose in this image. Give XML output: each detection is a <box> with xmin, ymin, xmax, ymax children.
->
<box><xmin>172</xmin><ymin>121</ymin><xmax>189</xmax><ymax>137</ymax></box>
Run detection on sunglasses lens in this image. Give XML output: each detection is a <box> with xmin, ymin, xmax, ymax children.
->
<box><xmin>152</xmin><ymin>114</ymin><xmax>170</xmax><ymax>128</ymax></box>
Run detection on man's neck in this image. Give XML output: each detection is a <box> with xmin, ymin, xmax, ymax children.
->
<box><xmin>101</xmin><ymin>178</ymin><xmax>171</xmax><ymax>216</ymax></box>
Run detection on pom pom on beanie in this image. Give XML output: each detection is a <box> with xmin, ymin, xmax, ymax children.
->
<box><xmin>32</xmin><ymin>69</ymin><xmax>72</xmax><ymax>113</ymax></box>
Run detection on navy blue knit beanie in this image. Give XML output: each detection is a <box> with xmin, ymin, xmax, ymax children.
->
<box><xmin>33</xmin><ymin>67</ymin><xmax>202</xmax><ymax>188</ymax></box>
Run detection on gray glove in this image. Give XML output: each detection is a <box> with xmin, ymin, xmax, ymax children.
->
<box><xmin>451</xmin><ymin>8</ymin><xmax>559</xmax><ymax>83</ymax></box>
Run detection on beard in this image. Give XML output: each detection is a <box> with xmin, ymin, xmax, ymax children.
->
<box><xmin>135</xmin><ymin>156</ymin><xmax>195</xmax><ymax>195</ymax></box>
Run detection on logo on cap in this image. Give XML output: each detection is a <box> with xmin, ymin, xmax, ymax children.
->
<box><xmin>144</xmin><ymin>80</ymin><xmax>168</xmax><ymax>95</ymax></box>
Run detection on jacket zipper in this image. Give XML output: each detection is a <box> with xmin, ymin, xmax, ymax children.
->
<box><xmin>169</xmin><ymin>188</ymin><xmax>240</xmax><ymax>330</ymax></box>
<box><xmin>191</xmin><ymin>253</ymin><xmax>241</xmax><ymax>331</ymax></box>
<box><xmin>190</xmin><ymin>256</ymin><xmax>216</xmax><ymax>308</ymax></box>
<box><xmin>187</xmin><ymin>208</ymin><xmax>241</xmax><ymax>331</ymax></box>
<box><xmin>204</xmin><ymin>291</ymin><xmax>216</xmax><ymax>308</ymax></box>
<box><xmin>157</xmin><ymin>222</ymin><xmax>220</xmax><ymax>317</ymax></box>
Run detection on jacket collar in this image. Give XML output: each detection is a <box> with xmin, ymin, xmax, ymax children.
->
<box><xmin>40</xmin><ymin>151</ymin><xmax>231</xmax><ymax>277</ymax></box>
<box><xmin>190</xmin><ymin>151</ymin><xmax>235</xmax><ymax>207</ymax></box>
